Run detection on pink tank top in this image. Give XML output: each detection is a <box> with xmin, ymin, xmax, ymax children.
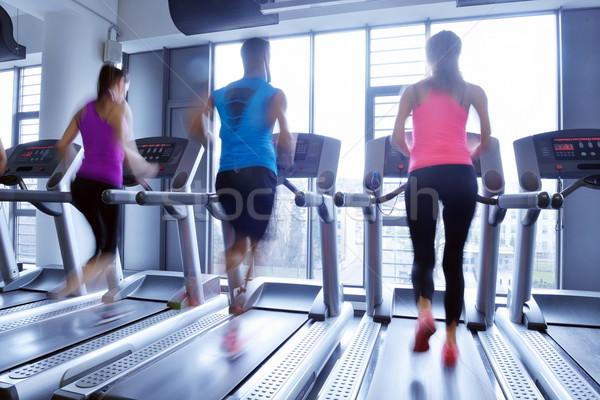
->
<box><xmin>408</xmin><ymin>90</ymin><xmax>472</xmax><ymax>172</ymax></box>
<box><xmin>76</xmin><ymin>101</ymin><xmax>124</xmax><ymax>186</ymax></box>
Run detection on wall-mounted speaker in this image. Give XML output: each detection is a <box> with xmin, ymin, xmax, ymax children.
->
<box><xmin>103</xmin><ymin>39</ymin><xmax>122</xmax><ymax>65</ymax></box>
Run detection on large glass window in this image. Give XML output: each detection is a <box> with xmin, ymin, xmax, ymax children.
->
<box><xmin>313</xmin><ymin>30</ymin><xmax>366</xmax><ymax>285</ymax></box>
<box><xmin>0</xmin><ymin>70</ymin><xmax>14</xmax><ymax>148</ymax></box>
<box><xmin>0</xmin><ymin>70</ymin><xmax>15</xmax><ymax>236</ymax></box>
<box><xmin>15</xmin><ymin>66</ymin><xmax>42</xmax><ymax>264</ymax></box>
<box><xmin>369</xmin><ymin>25</ymin><xmax>427</xmax><ymax>285</ymax></box>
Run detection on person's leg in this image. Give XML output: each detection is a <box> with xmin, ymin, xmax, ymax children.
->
<box><xmin>97</xmin><ymin>185</ymin><xmax>122</xmax><ymax>295</ymax></box>
<box><xmin>438</xmin><ymin>165</ymin><xmax>477</xmax><ymax>365</ymax></box>
<box><xmin>405</xmin><ymin>169</ymin><xmax>439</xmax><ymax>351</ymax></box>
<box><xmin>55</xmin><ymin>178</ymin><xmax>106</xmax><ymax>298</ymax></box>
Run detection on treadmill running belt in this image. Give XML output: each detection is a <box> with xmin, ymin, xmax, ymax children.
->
<box><xmin>366</xmin><ymin>318</ymin><xmax>497</xmax><ymax>400</ymax></box>
<box><xmin>547</xmin><ymin>325</ymin><xmax>600</xmax><ymax>385</ymax></box>
<box><xmin>0</xmin><ymin>299</ymin><xmax>166</xmax><ymax>372</ymax></box>
<box><xmin>97</xmin><ymin>309</ymin><xmax>307</xmax><ymax>400</ymax></box>
<box><xmin>0</xmin><ymin>291</ymin><xmax>47</xmax><ymax>311</ymax></box>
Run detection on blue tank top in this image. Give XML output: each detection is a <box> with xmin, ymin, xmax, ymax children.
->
<box><xmin>212</xmin><ymin>78</ymin><xmax>278</xmax><ymax>174</ymax></box>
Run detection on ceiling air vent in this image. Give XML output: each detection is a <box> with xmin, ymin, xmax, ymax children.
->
<box><xmin>0</xmin><ymin>6</ymin><xmax>25</xmax><ymax>62</ymax></box>
<box><xmin>168</xmin><ymin>0</ymin><xmax>279</xmax><ymax>35</ymax></box>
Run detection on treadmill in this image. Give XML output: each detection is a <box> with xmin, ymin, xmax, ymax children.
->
<box><xmin>323</xmin><ymin>134</ymin><xmax>548</xmax><ymax>399</ymax></box>
<box><xmin>0</xmin><ymin>137</ymin><xmax>225</xmax><ymax>400</ymax></box>
<box><xmin>54</xmin><ymin>133</ymin><xmax>354</xmax><ymax>400</ymax></box>
<box><xmin>496</xmin><ymin>129</ymin><xmax>600</xmax><ymax>399</ymax></box>
<box><xmin>0</xmin><ymin>140</ymin><xmax>85</xmax><ymax>317</ymax></box>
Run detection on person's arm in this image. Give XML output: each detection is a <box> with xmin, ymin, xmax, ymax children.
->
<box><xmin>469</xmin><ymin>84</ymin><xmax>492</xmax><ymax>159</ymax></box>
<box><xmin>0</xmin><ymin>139</ymin><xmax>6</xmax><ymax>173</ymax></box>
<box><xmin>271</xmin><ymin>90</ymin><xmax>295</xmax><ymax>170</ymax></box>
<box><xmin>56</xmin><ymin>109</ymin><xmax>83</xmax><ymax>161</ymax></box>
<box><xmin>391</xmin><ymin>85</ymin><xmax>415</xmax><ymax>157</ymax></box>
<box><xmin>188</xmin><ymin>96</ymin><xmax>215</xmax><ymax>147</ymax></box>
<box><xmin>110</xmin><ymin>102</ymin><xmax>158</xmax><ymax>182</ymax></box>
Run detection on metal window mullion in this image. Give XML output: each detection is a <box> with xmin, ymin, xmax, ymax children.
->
<box><xmin>206</xmin><ymin>41</ymin><xmax>216</xmax><ymax>275</ymax></box>
<box><xmin>556</xmin><ymin>9</ymin><xmax>563</xmax><ymax>289</ymax></box>
<box><xmin>307</xmin><ymin>31</ymin><xmax>316</xmax><ymax>280</ymax></box>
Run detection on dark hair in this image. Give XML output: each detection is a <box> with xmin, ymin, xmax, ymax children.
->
<box><xmin>97</xmin><ymin>64</ymin><xmax>129</xmax><ymax>99</ymax></box>
<box><xmin>241</xmin><ymin>37</ymin><xmax>270</xmax><ymax>68</ymax></box>
<box><xmin>426</xmin><ymin>30</ymin><xmax>463</xmax><ymax>93</ymax></box>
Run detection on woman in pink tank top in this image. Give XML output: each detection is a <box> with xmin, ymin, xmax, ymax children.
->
<box><xmin>391</xmin><ymin>31</ymin><xmax>492</xmax><ymax>367</ymax></box>
<box><xmin>54</xmin><ymin>65</ymin><xmax>157</xmax><ymax>301</ymax></box>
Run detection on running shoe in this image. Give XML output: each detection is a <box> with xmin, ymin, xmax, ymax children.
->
<box><xmin>413</xmin><ymin>309</ymin><xmax>436</xmax><ymax>352</ymax></box>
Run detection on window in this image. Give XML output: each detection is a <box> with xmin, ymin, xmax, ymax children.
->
<box><xmin>0</xmin><ymin>70</ymin><xmax>13</xmax><ymax>148</ymax></box>
<box><xmin>313</xmin><ymin>30</ymin><xmax>366</xmax><ymax>285</ymax></box>
<box><xmin>368</xmin><ymin>25</ymin><xmax>427</xmax><ymax>285</ymax></box>
<box><xmin>15</xmin><ymin>66</ymin><xmax>42</xmax><ymax>264</ymax></box>
<box><xmin>370</xmin><ymin>25</ymin><xmax>427</xmax><ymax>87</ymax></box>
<box><xmin>0</xmin><ymin>70</ymin><xmax>14</xmax><ymax>234</ymax></box>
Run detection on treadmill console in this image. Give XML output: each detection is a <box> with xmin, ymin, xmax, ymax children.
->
<box><xmin>2</xmin><ymin>140</ymin><xmax>81</xmax><ymax>183</ymax></box>
<box><xmin>124</xmin><ymin>137</ymin><xmax>189</xmax><ymax>181</ymax></box>
<box><xmin>375</xmin><ymin>132</ymin><xmax>482</xmax><ymax>178</ymax></box>
<box><xmin>514</xmin><ymin>129</ymin><xmax>600</xmax><ymax>180</ymax></box>
<box><xmin>289</xmin><ymin>134</ymin><xmax>324</xmax><ymax>178</ymax></box>
<box><xmin>382</xmin><ymin>137</ymin><xmax>409</xmax><ymax>178</ymax></box>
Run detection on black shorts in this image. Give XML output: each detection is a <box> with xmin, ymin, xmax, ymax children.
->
<box><xmin>215</xmin><ymin>166</ymin><xmax>277</xmax><ymax>241</ymax></box>
<box><xmin>71</xmin><ymin>176</ymin><xmax>122</xmax><ymax>255</ymax></box>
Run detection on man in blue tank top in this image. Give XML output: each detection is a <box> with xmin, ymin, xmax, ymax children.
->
<box><xmin>189</xmin><ymin>38</ymin><xmax>295</xmax><ymax>315</ymax></box>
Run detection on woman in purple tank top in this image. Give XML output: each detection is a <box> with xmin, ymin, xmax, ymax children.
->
<box><xmin>54</xmin><ymin>64</ymin><xmax>157</xmax><ymax>300</ymax></box>
<box><xmin>391</xmin><ymin>31</ymin><xmax>493</xmax><ymax>367</ymax></box>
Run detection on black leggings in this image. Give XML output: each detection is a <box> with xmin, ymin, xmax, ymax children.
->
<box><xmin>71</xmin><ymin>176</ymin><xmax>121</xmax><ymax>259</ymax></box>
<box><xmin>404</xmin><ymin>164</ymin><xmax>477</xmax><ymax>325</ymax></box>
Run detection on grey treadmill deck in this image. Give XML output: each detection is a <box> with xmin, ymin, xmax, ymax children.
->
<box><xmin>95</xmin><ymin>309</ymin><xmax>307</xmax><ymax>400</ymax></box>
<box><xmin>365</xmin><ymin>318</ymin><xmax>498</xmax><ymax>400</ymax></box>
<box><xmin>0</xmin><ymin>291</ymin><xmax>47</xmax><ymax>311</ymax></box>
<box><xmin>0</xmin><ymin>299</ymin><xmax>166</xmax><ymax>372</ymax></box>
<box><xmin>547</xmin><ymin>325</ymin><xmax>600</xmax><ymax>386</ymax></box>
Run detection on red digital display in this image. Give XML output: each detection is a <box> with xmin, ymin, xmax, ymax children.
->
<box><xmin>554</xmin><ymin>143</ymin><xmax>574</xmax><ymax>151</ymax></box>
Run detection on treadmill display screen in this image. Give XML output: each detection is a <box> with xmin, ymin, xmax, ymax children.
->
<box><xmin>15</xmin><ymin>146</ymin><xmax>56</xmax><ymax>164</ymax></box>
<box><xmin>137</xmin><ymin>143</ymin><xmax>175</xmax><ymax>163</ymax></box>
<box><xmin>553</xmin><ymin>137</ymin><xmax>600</xmax><ymax>160</ymax></box>
<box><xmin>294</xmin><ymin>139</ymin><xmax>321</xmax><ymax>162</ymax></box>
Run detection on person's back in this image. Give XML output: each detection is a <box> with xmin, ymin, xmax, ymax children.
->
<box><xmin>212</xmin><ymin>77</ymin><xmax>278</xmax><ymax>174</ymax></box>
<box><xmin>77</xmin><ymin>101</ymin><xmax>124</xmax><ymax>187</ymax></box>
<box><xmin>409</xmin><ymin>83</ymin><xmax>472</xmax><ymax>172</ymax></box>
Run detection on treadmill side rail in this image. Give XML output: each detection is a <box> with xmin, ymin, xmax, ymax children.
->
<box><xmin>232</xmin><ymin>303</ymin><xmax>354</xmax><ymax>400</ymax></box>
<box><xmin>317</xmin><ymin>314</ymin><xmax>382</xmax><ymax>400</ymax></box>
<box><xmin>496</xmin><ymin>308</ymin><xmax>600</xmax><ymax>400</ymax></box>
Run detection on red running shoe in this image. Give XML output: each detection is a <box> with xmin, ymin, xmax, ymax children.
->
<box><xmin>413</xmin><ymin>310</ymin><xmax>436</xmax><ymax>352</ymax></box>
<box><xmin>442</xmin><ymin>341</ymin><xmax>460</xmax><ymax>367</ymax></box>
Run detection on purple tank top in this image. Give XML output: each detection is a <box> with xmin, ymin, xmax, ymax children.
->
<box><xmin>76</xmin><ymin>101</ymin><xmax>124</xmax><ymax>186</ymax></box>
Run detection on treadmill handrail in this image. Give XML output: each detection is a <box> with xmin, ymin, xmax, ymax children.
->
<box><xmin>102</xmin><ymin>189</ymin><xmax>139</xmax><ymax>205</ymax></box>
<box><xmin>334</xmin><ymin>184</ymin><xmax>406</xmax><ymax>207</ymax></box>
<box><xmin>135</xmin><ymin>191</ymin><xmax>210</xmax><ymax>206</ymax></box>
<box><xmin>494</xmin><ymin>191</ymin><xmax>553</xmax><ymax>209</ymax></box>
<box><xmin>0</xmin><ymin>189</ymin><xmax>72</xmax><ymax>203</ymax></box>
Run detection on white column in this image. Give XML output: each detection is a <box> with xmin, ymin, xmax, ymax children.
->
<box><xmin>36</xmin><ymin>12</ymin><xmax>107</xmax><ymax>267</ymax></box>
